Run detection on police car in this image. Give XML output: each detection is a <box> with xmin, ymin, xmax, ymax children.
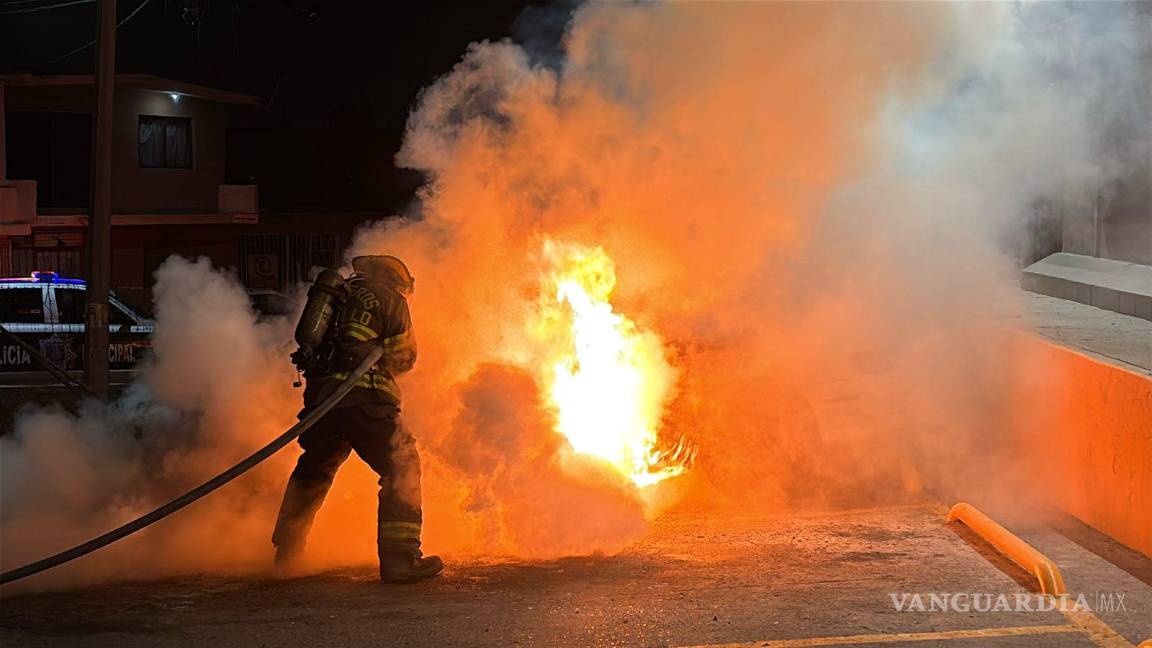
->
<box><xmin>0</xmin><ymin>271</ymin><xmax>154</xmax><ymax>376</ymax></box>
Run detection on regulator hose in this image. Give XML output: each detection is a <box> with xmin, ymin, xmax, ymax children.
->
<box><xmin>0</xmin><ymin>346</ymin><xmax>384</xmax><ymax>585</ymax></box>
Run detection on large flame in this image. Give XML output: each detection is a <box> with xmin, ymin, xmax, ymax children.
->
<box><xmin>536</xmin><ymin>241</ymin><xmax>691</xmax><ymax>487</ymax></box>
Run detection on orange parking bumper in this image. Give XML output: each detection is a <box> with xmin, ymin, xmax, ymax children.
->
<box><xmin>947</xmin><ymin>502</ymin><xmax>1067</xmax><ymax>596</ymax></box>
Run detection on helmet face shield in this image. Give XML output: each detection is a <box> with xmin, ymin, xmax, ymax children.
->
<box><xmin>352</xmin><ymin>255</ymin><xmax>415</xmax><ymax>295</ymax></box>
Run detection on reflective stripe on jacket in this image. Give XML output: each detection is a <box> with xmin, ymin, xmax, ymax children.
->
<box><xmin>306</xmin><ymin>276</ymin><xmax>416</xmax><ymax>410</ymax></box>
<box><xmin>343</xmin><ymin>277</ymin><xmax>415</xmax><ymax>402</ymax></box>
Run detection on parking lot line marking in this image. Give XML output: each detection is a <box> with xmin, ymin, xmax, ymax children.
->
<box><xmin>1062</xmin><ymin>608</ymin><xmax>1136</xmax><ymax>648</ymax></box>
<box><xmin>681</xmin><ymin>623</ymin><xmax>1080</xmax><ymax>647</ymax></box>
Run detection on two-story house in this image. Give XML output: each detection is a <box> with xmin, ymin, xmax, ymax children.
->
<box><xmin>0</xmin><ymin>73</ymin><xmax>325</xmax><ymax>311</ymax></box>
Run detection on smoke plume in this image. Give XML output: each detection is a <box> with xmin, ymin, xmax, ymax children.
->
<box><xmin>1</xmin><ymin>257</ymin><xmax>303</xmax><ymax>588</ymax></box>
<box><xmin>352</xmin><ymin>0</ymin><xmax>1149</xmax><ymax>548</ymax></box>
<box><xmin>2</xmin><ymin>1</ymin><xmax>1148</xmax><ymax>588</ymax></box>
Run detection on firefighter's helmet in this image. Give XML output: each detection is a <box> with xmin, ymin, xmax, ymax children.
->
<box><xmin>352</xmin><ymin>255</ymin><xmax>415</xmax><ymax>295</ymax></box>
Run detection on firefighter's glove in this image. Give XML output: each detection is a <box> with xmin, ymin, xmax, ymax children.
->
<box><xmin>290</xmin><ymin>347</ymin><xmax>314</xmax><ymax>370</ymax></box>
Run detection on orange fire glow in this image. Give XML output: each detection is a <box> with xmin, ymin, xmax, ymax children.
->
<box><xmin>535</xmin><ymin>240</ymin><xmax>691</xmax><ymax>487</ymax></box>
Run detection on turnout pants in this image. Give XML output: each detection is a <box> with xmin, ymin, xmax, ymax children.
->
<box><xmin>272</xmin><ymin>404</ymin><xmax>424</xmax><ymax>560</ymax></box>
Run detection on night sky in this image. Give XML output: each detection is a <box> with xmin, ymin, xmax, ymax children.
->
<box><xmin>2</xmin><ymin>0</ymin><xmax>575</xmax><ymax>210</ymax></box>
<box><xmin>0</xmin><ymin>0</ymin><xmax>562</xmax><ymax>130</ymax></box>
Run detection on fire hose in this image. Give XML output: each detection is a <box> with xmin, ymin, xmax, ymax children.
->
<box><xmin>0</xmin><ymin>346</ymin><xmax>384</xmax><ymax>585</ymax></box>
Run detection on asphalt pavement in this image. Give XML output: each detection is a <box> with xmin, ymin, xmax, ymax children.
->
<box><xmin>1</xmin><ymin>503</ymin><xmax>1148</xmax><ymax>647</ymax></box>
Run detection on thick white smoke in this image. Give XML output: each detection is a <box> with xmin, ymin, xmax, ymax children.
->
<box><xmin>1</xmin><ymin>257</ymin><xmax>303</xmax><ymax>590</ymax></box>
<box><xmin>0</xmin><ymin>1</ymin><xmax>1147</xmax><ymax>590</ymax></box>
<box><xmin>777</xmin><ymin>2</ymin><xmax>1151</xmax><ymax>504</ymax></box>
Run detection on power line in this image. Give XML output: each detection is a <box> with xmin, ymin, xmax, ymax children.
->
<box><xmin>39</xmin><ymin>0</ymin><xmax>153</xmax><ymax>66</ymax></box>
<box><xmin>0</xmin><ymin>0</ymin><xmax>85</xmax><ymax>7</ymax></box>
<box><xmin>0</xmin><ymin>0</ymin><xmax>79</xmax><ymax>7</ymax></box>
<box><xmin>0</xmin><ymin>0</ymin><xmax>94</xmax><ymax>15</ymax></box>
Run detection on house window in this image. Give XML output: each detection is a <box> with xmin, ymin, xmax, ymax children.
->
<box><xmin>138</xmin><ymin>115</ymin><xmax>192</xmax><ymax>168</ymax></box>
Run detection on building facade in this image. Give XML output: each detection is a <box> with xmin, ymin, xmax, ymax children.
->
<box><xmin>0</xmin><ymin>74</ymin><xmax>363</xmax><ymax>312</ymax></box>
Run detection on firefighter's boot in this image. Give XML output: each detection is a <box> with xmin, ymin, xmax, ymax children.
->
<box><xmin>273</xmin><ymin>542</ymin><xmax>305</xmax><ymax>577</ymax></box>
<box><xmin>379</xmin><ymin>551</ymin><xmax>443</xmax><ymax>583</ymax></box>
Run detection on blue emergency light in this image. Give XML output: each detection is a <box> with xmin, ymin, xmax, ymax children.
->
<box><xmin>29</xmin><ymin>271</ymin><xmax>85</xmax><ymax>285</ymax></box>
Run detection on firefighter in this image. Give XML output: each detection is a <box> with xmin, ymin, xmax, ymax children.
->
<box><xmin>272</xmin><ymin>255</ymin><xmax>443</xmax><ymax>582</ymax></box>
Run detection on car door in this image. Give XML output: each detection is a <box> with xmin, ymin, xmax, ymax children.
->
<box><xmin>0</xmin><ymin>284</ymin><xmax>50</xmax><ymax>371</ymax></box>
<box><xmin>41</xmin><ymin>284</ymin><xmax>85</xmax><ymax>370</ymax></box>
<box><xmin>43</xmin><ymin>284</ymin><xmax>152</xmax><ymax>370</ymax></box>
<box><xmin>107</xmin><ymin>296</ymin><xmax>152</xmax><ymax>368</ymax></box>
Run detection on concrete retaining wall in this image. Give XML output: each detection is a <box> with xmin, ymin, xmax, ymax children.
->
<box><xmin>1022</xmin><ymin>253</ymin><xmax>1152</xmax><ymax>321</ymax></box>
<box><xmin>1017</xmin><ymin>334</ymin><xmax>1152</xmax><ymax>557</ymax></box>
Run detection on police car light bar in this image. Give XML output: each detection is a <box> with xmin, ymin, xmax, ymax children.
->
<box><xmin>26</xmin><ymin>271</ymin><xmax>86</xmax><ymax>286</ymax></box>
<box><xmin>1</xmin><ymin>271</ymin><xmax>84</xmax><ymax>285</ymax></box>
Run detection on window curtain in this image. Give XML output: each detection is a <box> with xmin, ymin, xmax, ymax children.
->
<box><xmin>164</xmin><ymin>119</ymin><xmax>191</xmax><ymax>167</ymax></box>
<box><xmin>138</xmin><ymin>117</ymin><xmax>191</xmax><ymax>168</ymax></box>
<box><xmin>138</xmin><ymin>118</ymin><xmax>164</xmax><ymax>167</ymax></box>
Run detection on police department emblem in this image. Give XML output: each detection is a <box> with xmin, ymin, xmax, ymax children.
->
<box><xmin>39</xmin><ymin>335</ymin><xmax>77</xmax><ymax>370</ymax></box>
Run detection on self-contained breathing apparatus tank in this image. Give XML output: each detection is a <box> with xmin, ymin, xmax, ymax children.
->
<box><xmin>292</xmin><ymin>269</ymin><xmax>346</xmax><ymax>372</ymax></box>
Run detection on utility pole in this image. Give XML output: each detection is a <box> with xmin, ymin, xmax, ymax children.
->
<box><xmin>1</xmin><ymin>82</ymin><xmax>7</xmax><ymax>181</ymax></box>
<box><xmin>84</xmin><ymin>0</ymin><xmax>116</xmax><ymax>398</ymax></box>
